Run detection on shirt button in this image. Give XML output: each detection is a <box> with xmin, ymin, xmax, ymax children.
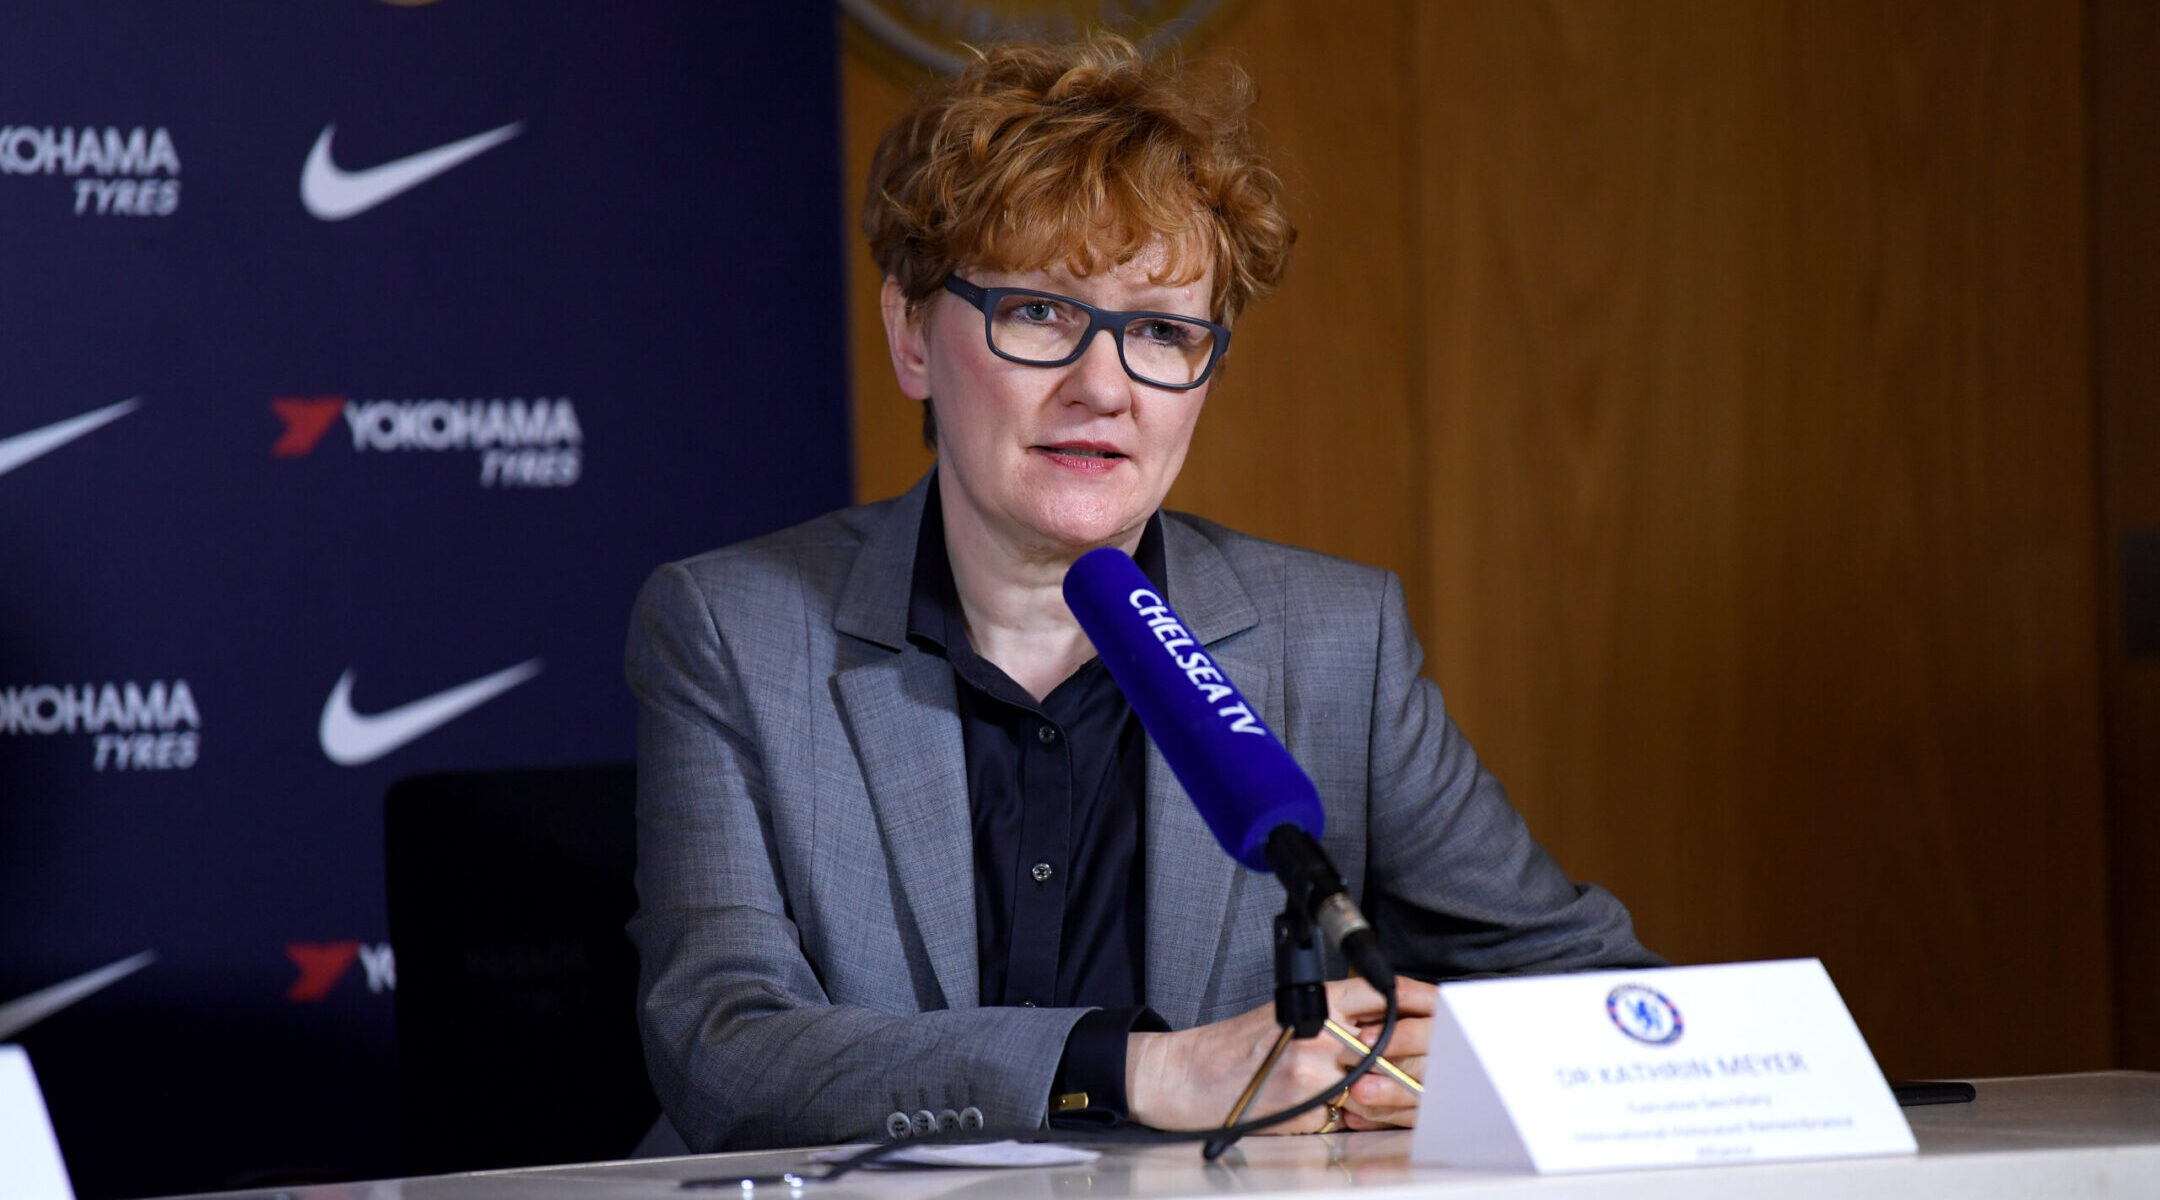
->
<box><xmin>1031</xmin><ymin>861</ymin><xmax>1054</xmax><ymax>883</ymax></box>
<box><xmin>1036</xmin><ymin>724</ymin><xmax>1058</xmax><ymax>745</ymax></box>
<box><xmin>885</xmin><ymin>1111</ymin><xmax>913</xmax><ymax>1140</ymax></box>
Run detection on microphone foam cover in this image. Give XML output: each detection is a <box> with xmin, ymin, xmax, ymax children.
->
<box><xmin>1063</xmin><ymin>547</ymin><xmax>1324</xmax><ymax>870</ymax></box>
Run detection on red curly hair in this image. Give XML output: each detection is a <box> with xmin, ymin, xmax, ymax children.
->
<box><xmin>864</xmin><ymin>33</ymin><xmax>1296</xmax><ymax>328</ymax></box>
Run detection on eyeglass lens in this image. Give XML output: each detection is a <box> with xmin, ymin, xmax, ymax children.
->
<box><xmin>987</xmin><ymin>293</ymin><xmax>1216</xmax><ymax>387</ymax></box>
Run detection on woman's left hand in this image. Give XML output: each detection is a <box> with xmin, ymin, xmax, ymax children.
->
<box><xmin>1330</xmin><ymin>977</ymin><xmax>1434</xmax><ymax>1130</ymax></box>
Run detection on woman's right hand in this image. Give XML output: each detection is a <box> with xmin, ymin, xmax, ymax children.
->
<box><xmin>1125</xmin><ymin>977</ymin><xmax>1435</xmax><ymax>1133</ymax></box>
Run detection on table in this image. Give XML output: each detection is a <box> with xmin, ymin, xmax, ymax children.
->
<box><xmin>161</xmin><ymin>1072</ymin><xmax>2160</xmax><ymax>1199</ymax></box>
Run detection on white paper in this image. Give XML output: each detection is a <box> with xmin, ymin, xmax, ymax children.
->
<box><xmin>0</xmin><ymin>1046</ymin><xmax>75</xmax><ymax>1200</ymax></box>
<box><xmin>1412</xmin><ymin>959</ymin><xmax>1916</xmax><ymax>1173</ymax></box>
<box><xmin>879</xmin><ymin>1140</ymin><xmax>1100</xmax><ymax>1168</ymax></box>
<box><xmin>808</xmin><ymin>1139</ymin><xmax>1100</xmax><ymax>1169</ymax></box>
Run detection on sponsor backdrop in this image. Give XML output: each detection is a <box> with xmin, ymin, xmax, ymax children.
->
<box><xmin>0</xmin><ymin>3</ymin><xmax>848</xmax><ymax>1196</ymax></box>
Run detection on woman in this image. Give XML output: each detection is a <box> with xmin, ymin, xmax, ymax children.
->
<box><xmin>626</xmin><ymin>33</ymin><xmax>1655</xmax><ymax>1152</ymax></box>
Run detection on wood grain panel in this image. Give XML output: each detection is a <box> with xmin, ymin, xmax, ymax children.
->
<box><xmin>2093</xmin><ymin>0</ymin><xmax>2160</xmax><ymax>1070</ymax></box>
<box><xmin>1416</xmin><ymin>4</ymin><xmax>1769</xmax><ymax>972</ymax></box>
<box><xmin>1416</xmin><ymin>0</ymin><xmax>2105</xmax><ymax>1077</ymax></box>
<box><xmin>842</xmin><ymin>45</ymin><xmax>937</xmax><ymax>506</ymax></box>
<box><xmin>1156</xmin><ymin>0</ymin><xmax>1424</xmax><ymax>592</ymax></box>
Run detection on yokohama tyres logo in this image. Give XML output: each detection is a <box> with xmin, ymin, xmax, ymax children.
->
<box><xmin>0</xmin><ymin>679</ymin><xmax>201</xmax><ymax>771</ymax></box>
<box><xmin>0</xmin><ymin>124</ymin><xmax>182</xmax><ymax>216</ymax></box>
<box><xmin>285</xmin><ymin>941</ymin><xmax>395</xmax><ymax>1002</ymax></box>
<box><xmin>271</xmin><ymin>395</ymin><xmax>583</xmax><ymax>487</ymax></box>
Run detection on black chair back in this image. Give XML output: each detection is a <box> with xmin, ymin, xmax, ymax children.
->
<box><xmin>384</xmin><ymin>764</ymin><xmax>657</xmax><ymax>1175</ymax></box>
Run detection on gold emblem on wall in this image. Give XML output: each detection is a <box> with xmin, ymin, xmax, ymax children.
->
<box><xmin>840</xmin><ymin>0</ymin><xmax>1239</xmax><ymax>76</ymax></box>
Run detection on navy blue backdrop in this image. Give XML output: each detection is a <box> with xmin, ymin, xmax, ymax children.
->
<box><xmin>0</xmin><ymin>4</ymin><xmax>849</xmax><ymax>1196</ymax></box>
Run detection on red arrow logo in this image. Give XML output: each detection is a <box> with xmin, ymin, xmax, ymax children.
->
<box><xmin>270</xmin><ymin>396</ymin><xmax>346</xmax><ymax>457</ymax></box>
<box><xmin>284</xmin><ymin>941</ymin><xmax>360</xmax><ymax>1002</ymax></box>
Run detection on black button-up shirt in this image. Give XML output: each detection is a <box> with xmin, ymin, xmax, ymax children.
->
<box><xmin>906</xmin><ymin>474</ymin><xmax>1168</xmax><ymax>1123</ymax></box>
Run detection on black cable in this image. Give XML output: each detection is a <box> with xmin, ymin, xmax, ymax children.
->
<box><xmin>679</xmin><ymin>983</ymin><xmax>1406</xmax><ymax>1188</ymax></box>
<box><xmin>1202</xmin><ymin>982</ymin><xmax>1399</xmax><ymax>1158</ymax></box>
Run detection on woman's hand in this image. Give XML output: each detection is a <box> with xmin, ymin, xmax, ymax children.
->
<box><xmin>1333</xmin><ymin>977</ymin><xmax>1433</xmax><ymax>1130</ymax></box>
<box><xmin>1126</xmin><ymin>977</ymin><xmax>1436</xmax><ymax>1133</ymax></box>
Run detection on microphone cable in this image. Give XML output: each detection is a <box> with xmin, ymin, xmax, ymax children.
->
<box><xmin>1202</xmin><ymin>978</ymin><xmax>1399</xmax><ymax>1158</ymax></box>
<box><xmin>679</xmin><ymin>983</ymin><xmax>1405</xmax><ymax>1187</ymax></box>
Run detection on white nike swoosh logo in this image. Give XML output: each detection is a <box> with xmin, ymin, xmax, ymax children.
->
<box><xmin>318</xmin><ymin>659</ymin><xmax>543</xmax><ymax>766</ymax></box>
<box><xmin>0</xmin><ymin>951</ymin><xmax>156</xmax><ymax>1041</ymax></box>
<box><xmin>300</xmin><ymin>120</ymin><xmax>524</xmax><ymax>221</ymax></box>
<box><xmin>0</xmin><ymin>398</ymin><xmax>140</xmax><ymax>480</ymax></box>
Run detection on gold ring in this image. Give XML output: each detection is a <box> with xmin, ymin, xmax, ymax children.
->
<box><xmin>1315</xmin><ymin>1100</ymin><xmax>1345</xmax><ymax>1134</ymax></box>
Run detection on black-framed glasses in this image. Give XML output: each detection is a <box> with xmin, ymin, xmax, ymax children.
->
<box><xmin>942</xmin><ymin>275</ymin><xmax>1231</xmax><ymax>390</ymax></box>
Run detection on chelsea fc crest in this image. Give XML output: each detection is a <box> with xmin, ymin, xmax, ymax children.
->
<box><xmin>1607</xmin><ymin>984</ymin><xmax>1684</xmax><ymax>1045</ymax></box>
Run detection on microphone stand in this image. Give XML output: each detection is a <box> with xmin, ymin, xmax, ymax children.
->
<box><xmin>1212</xmin><ymin>901</ymin><xmax>1330</xmax><ymax>1146</ymax></box>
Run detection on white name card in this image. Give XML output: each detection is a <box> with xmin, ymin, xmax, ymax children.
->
<box><xmin>1411</xmin><ymin>959</ymin><xmax>1915</xmax><ymax>1173</ymax></box>
<box><xmin>0</xmin><ymin>1046</ymin><xmax>76</xmax><ymax>1200</ymax></box>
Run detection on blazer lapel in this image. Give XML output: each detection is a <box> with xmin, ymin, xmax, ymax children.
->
<box><xmin>834</xmin><ymin>653</ymin><xmax>979</xmax><ymax>1012</ymax></box>
<box><xmin>831</xmin><ymin>471</ymin><xmax>979</xmax><ymax>1011</ymax></box>
<box><xmin>1144</xmin><ymin>517</ymin><xmax>1273</xmax><ymax>1029</ymax></box>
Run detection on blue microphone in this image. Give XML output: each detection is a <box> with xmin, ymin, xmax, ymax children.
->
<box><xmin>1063</xmin><ymin>547</ymin><xmax>1393</xmax><ymax>990</ymax></box>
<box><xmin>1061</xmin><ymin>547</ymin><xmax>1319</xmax><ymax>869</ymax></box>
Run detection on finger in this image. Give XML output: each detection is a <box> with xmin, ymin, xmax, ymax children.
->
<box><xmin>1344</xmin><ymin>977</ymin><xmax>1438</xmax><ymax>1021</ymax></box>
<box><xmin>1339</xmin><ymin>1094</ymin><xmax>1415</xmax><ymax>1130</ymax></box>
<box><xmin>1323</xmin><ymin>976</ymin><xmax>1386</xmax><ymax>1018</ymax></box>
<box><xmin>1332</xmin><ymin>1066</ymin><xmax>1415</xmax><ymax>1116</ymax></box>
<box><xmin>1332</xmin><ymin>1017</ymin><xmax>1429</xmax><ymax>1075</ymax></box>
<box><xmin>1344</xmin><ymin>1066</ymin><xmax>1424</xmax><ymax>1115</ymax></box>
<box><xmin>1351</xmin><ymin>1014</ymin><xmax>1431</xmax><ymax>1058</ymax></box>
<box><xmin>1326</xmin><ymin>975</ymin><xmax>1441</xmax><ymax>1025</ymax></box>
<box><xmin>1325</xmin><ymin>1030</ymin><xmax>1425</xmax><ymax>1113</ymax></box>
<box><xmin>1347</xmin><ymin>1056</ymin><xmax>1426</xmax><ymax>1107</ymax></box>
<box><xmin>1390</xmin><ymin>976</ymin><xmax>1439</xmax><ymax>1014</ymax></box>
<box><xmin>1343</xmin><ymin>1059</ymin><xmax>1425</xmax><ymax>1107</ymax></box>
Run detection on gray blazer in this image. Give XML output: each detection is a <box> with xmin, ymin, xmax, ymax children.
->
<box><xmin>625</xmin><ymin>474</ymin><xmax>1655</xmax><ymax>1152</ymax></box>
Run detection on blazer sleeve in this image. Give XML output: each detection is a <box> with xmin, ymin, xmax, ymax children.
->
<box><xmin>1360</xmin><ymin>570</ymin><xmax>1663</xmax><ymax>977</ymax></box>
<box><xmin>625</xmin><ymin>561</ymin><xmax>1088</xmax><ymax>1152</ymax></box>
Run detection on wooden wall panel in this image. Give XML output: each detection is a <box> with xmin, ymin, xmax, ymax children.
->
<box><xmin>841</xmin><ymin>0</ymin><xmax>2111</xmax><ymax>1079</ymax></box>
<box><xmin>842</xmin><ymin>45</ymin><xmax>936</xmax><ymax>506</ymax></box>
<box><xmin>2093</xmin><ymin>0</ymin><xmax>2160</xmax><ymax>1070</ymax></box>
<box><xmin>1155</xmin><ymin>0</ymin><xmax>1425</xmax><ymax>592</ymax></box>
<box><xmin>1416</xmin><ymin>0</ymin><xmax>2104</xmax><ymax>1078</ymax></box>
<box><xmin>1416</xmin><ymin>1</ymin><xmax>1771</xmax><ymax>966</ymax></box>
